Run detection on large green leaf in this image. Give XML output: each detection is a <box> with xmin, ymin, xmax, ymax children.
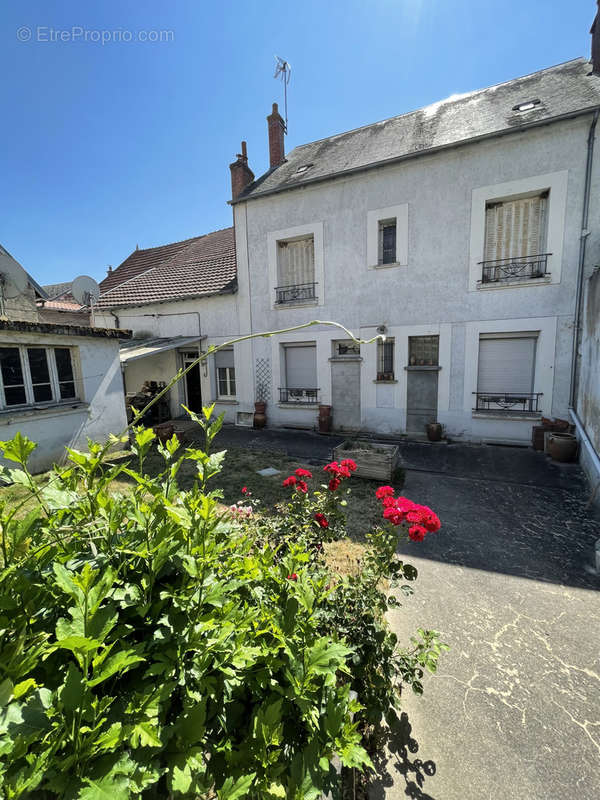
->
<box><xmin>78</xmin><ymin>774</ymin><xmax>130</xmax><ymax>800</ymax></box>
<box><xmin>218</xmin><ymin>772</ymin><xmax>256</xmax><ymax>800</ymax></box>
<box><xmin>87</xmin><ymin>649</ymin><xmax>145</xmax><ymax>687</ymax></box>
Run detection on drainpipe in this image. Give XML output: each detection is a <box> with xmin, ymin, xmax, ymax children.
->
<box><xmin>569</xmin><ymin>109</ymin><xmax>599</xmax><ymax>408</ymax></box>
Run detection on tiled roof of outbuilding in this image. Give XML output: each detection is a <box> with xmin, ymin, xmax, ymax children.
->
<box><xmin>237</xmin><ymin>59</ymin><xmax>600</xmax><ymax>202</ymax></box>
<box><xmin>97</xmin><ymin>227</ymin><xmax>236</xmax><ymax>309</ymax></box>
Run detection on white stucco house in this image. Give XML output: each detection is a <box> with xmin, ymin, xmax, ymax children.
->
<box><xmin>0</xmin><ymin>244</ymin><xmax>129</xmax><ymax>473</ymax></box>
<box><xmin>226</xmin><ymin>57</ymin><xmax>600</xmax><ymax>445</ymax></box>
<box><xmin>94</xmin><ymin>228</ymin><xmax>247</xmax><ymax>425</ymax></box>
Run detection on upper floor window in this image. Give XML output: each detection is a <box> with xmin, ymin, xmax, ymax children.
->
<box><xmin>0</xmin><ymin>346</ymin><xmax>77</xmax><ymax>410</ymax></box>
<box><xmin>215</xmin><ymin>348</ymin><xmax>236</xmax><ymax>399</ymax></box>
<box><xmin>275</xmin><ymin>235</ymin><xmax>316</xmax><ymax>304</ymax></box>
<box><xmin>482</xmin><ymin>192</ymin><xmax>549</xmax><ymax>284</ymax></box>
<box><xmin>376</xmin><ymin>338</ymin><xmax>395</xmax><ymax>381</ymax></box>
<box><xmin>378</xmin><ymin>219</ymin><xmax>397</xmax><ymax>265</ymax></box>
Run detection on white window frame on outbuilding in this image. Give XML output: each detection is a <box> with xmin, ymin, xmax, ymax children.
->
<box><xmin>0</xmin><ymin>345</ymin><xmax>78</xmax><ymax>411</ymax></box>
<box><xmin>214</xmin><ymin>348</ymin><xmax>236</xmax><ymax>399</ymax></box>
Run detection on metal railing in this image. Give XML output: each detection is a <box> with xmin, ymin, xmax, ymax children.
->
<box><xmin>473</xmin><ymin>392</ymin><xmax>543</xmax><ymax>413</ymax></box>
<box><xmin>279</xmin><ymin>387</ymin><xmax>319</xmax><ymax>404</ymax></box>
<box><xmin>479</xmin><ymin>254</ymin><xmax>551</xmax><ymax>284</ymax></box>
<box><xmin>274</xmin><ymin>282</ymin><xmax>317</xmax><ymax>305</ymax></box>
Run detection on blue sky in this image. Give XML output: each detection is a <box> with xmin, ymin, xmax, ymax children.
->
<box><xmin>1</xmin><ymin>0</ymin><xmax>595</xmax><ymax>286</ymax></box>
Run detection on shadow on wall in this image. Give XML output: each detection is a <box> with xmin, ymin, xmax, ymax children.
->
<box><xmin>368</xmin><ymin>712</ymin><xmax>438</xmax><ymax>800</ymax></box>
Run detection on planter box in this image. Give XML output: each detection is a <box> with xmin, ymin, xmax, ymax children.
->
<box><xmin>333</xmin><ymin>440</ymin><xmax>400</xmax><ymax>481</ymax></box>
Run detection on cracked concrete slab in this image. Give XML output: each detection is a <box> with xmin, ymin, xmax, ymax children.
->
<box><xmin>369</xmin><ymin>469</ymin><xmax>600</xmax><ymax>800</ymax></box>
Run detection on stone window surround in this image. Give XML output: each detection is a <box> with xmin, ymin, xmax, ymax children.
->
<box><xmin>367</xmin><ymin>203</ymin><xmax>408</xmax><ymax>269</ymax></box>
<box><xmin>468</xmin><ymin>170</ymin><xmax>568</xmax><ymax>292</ymax></box>
<box><xmin>462</xmin><ymin>316</ymin><xmax>557</xmax><ymax>418</ymax></box>
<box><xmin>267</xmin><ymin>221</ymin><xmax>324</xmax><ymax>310</ymax></box>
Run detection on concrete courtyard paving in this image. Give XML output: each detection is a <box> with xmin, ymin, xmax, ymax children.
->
<box><xmin>216</xmin><ymin>426</ymin><xmax>600</xmax><ymax>799</ymax></box>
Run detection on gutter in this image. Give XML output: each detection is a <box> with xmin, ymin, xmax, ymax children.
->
<box><xmin>231</xmin><ymin>105</ymin><xmax>600</xmax><ymax>205</ymax></box>
<box><xmin>570</xmin><ymin>109</ymin><xmax>599</xmax><ymax>407</ymax></box>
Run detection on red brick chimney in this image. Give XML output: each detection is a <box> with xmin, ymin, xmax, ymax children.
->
<box><xmin>267</xmin><ymin>102</ymin><xmax>286</xmax><ymax>168</ymax></box>
<box><xmin>229</xmin><ymin>141</ymin><xmax>254</xmax><ymax>201</ymax></box>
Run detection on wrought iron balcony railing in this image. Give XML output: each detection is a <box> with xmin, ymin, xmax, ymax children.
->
<box><xmin>275</xmin><ymin>282</ymin><xmax>317</xmax><ymax>305</ymax></box>
<box><xmin>473</xmin><ymin>392</ymin><xmax>543</xmax><ymax>414</ymax></box>
<box><xmin>279</xmin><ymin>387</ymin><xmax>319</xmax><ymax>404</ymax></box>
<box><xmin>479</xmin><ymin>254</ymin><xmax>551</xmax><ymax>285</ymax></box>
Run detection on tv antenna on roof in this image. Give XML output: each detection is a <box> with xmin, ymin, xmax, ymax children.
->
<box><xmin>274</xmin><ymin>55</ymin><xmax>291</xmax><ymax>132</ymax></box>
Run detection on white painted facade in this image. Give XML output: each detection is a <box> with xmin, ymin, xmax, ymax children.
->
<box><xmin>95</xmin><ymin>293</ymin><xmax>246</xmax><ymax>424</ymax></box>
<box><xmin>232</xmin><ymin>114</ymin><xmax>600</xmax><ymax>443</ymax></box>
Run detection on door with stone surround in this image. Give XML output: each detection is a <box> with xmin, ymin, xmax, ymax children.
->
<box><xmin>330</xmin><ymin>341</ymin><xmax>361</xmax><ymax>431</ymax></box>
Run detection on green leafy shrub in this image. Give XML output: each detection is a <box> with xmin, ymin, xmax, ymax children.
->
<box><xmin>0</xmin><ymin>412</ymin><xmax>446</xmax><ymax>799</ymax></box>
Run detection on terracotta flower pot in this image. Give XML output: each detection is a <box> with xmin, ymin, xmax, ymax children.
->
<box><xmin>548</xmin><ymin>432</ymin><xmax>578</xmax><ymax>463</ymax></box>
<box><xmin>253</xmin><ymin>402</ymin><xmax>267</xmax><ymax>429</ymax></box>
<box><xmin>426</xmin><ymin>422</ymin><xmax>443</xmax><ymax>442</ymax></box>
<box><xmin>318</xmin><ymin>404</ymin><xmax>332</xmax><ymax>433</ymax></box>
<box><xmin>153</xmin><ymin>423</ymin><xmax>174</xmax><ymax>444</ymax></box>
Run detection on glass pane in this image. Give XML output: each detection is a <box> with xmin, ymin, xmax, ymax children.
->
<box><xmin>28</xmin><ymin>349</ymin><xmax>51</xmax><ymax>384</ymax></box>
<box><xmin>218</xmin><ymin>369</ymin><xmax>228</xmax><ymax>396</ymax></box>
<box><xmin>409</xmin><ymin>335</ymin><xmax>439</xmax><ymax>366</ymax></box>
<box><xmin>4</xmin><ymin>386</ymin><xmax>26</xmax><ymax>406</ymax></box>
<box><xmin>33</xmin><ymin>384</ymin><xmax>52</xmax><ymax>402</ymax></box>
<box><xmin>229</xmin><ymin>372</ymin><xmax>236</xmax><ymax>396</ymax></box>
<box><xmin>54</xmin><ymin>348</ymin><xmax>74</xmax><ymax>382</ymax></box>
<box><xmin>0</xmin><ymin>348</ymin><xmax>24</xmax><ymax>386</ymax></box>
<box><xmin>59</xmin><ymin>381</ymin><xmax>76</xmax><ymax>400</ymax></box>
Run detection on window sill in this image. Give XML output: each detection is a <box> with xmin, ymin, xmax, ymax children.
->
<box><xmin>405</xmin><ymin>365</ymin><xmax>441</xmax><ymax>371</ymax></box>
<box><xmin>274</xmin><ymin>300</ymin><xmax>318</xmax><ymax>310</ymax></box>
<box><xmin>0</xmin><ymin>401</ymin><xmax>89</xmax><ymax>424</ymax></box>
<box><xmin>329</xmin><ymin>355</ymin><xmax>362</xmax><ymax>362</ymax></box>
<box><xmin>214</xmin><ymin>398</ymin><xmax>238</xmax><ymax>405</ymax></box>
<box><xmin>477</xmin><ymin>276</ymin><xmax>552</xmax><ymax>291</ymax></box>
<box><xmin>370</xmin><ymin>262</ymin><xmax>406</xmax><ymax>270</ymax></box>
<box><xmin>472</xmin><ymin>411</ymin><xmax>542</xmax><ymax>422</ymax></box>
<box><xmin>278</xmin><ymin>403</ymin><xmax>319</xmax><ymax>410</ymax></box>
<box><xmin>373</xmin><ymin>379</ymin><xmax>397</xmax><ymax>384</ymax></box>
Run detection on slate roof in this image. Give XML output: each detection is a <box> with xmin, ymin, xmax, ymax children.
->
<box><xmin>41</xmin><ymin>282</ymin><xmax>85</xmax><ymax>312</ymax></box>
<box><xmin>237</xmin><ymin>58</ymin><xmax>600</xmax><ymax>202</ymax></box>
<box><xmin>97</xmin><ymin>227</ymin><xmax>236</xmax><ymax>309</ymax></box>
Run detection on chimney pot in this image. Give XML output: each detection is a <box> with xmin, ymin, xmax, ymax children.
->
<box><xmin>230</xmin><ymin>140</ymin><xmax>255</xmax><ymax>201</ymax></box>
<box><xmin>267</xmin><ymin>101</ymin><xmax>285</xmax><ymax>169</ymax></box>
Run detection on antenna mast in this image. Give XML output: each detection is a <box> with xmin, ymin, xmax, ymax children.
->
<box><xmin>274</xmin><ymin>56</ymin><xmax>291</xmax><ymax>132</ymax></box>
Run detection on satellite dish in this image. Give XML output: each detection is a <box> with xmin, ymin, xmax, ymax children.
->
<box><xmin>72</xmin><ymin>275</ymin><xmax>100</xmax><ymax>306</ymax></box>
<box><xmin>0</xmin><ymin>260</ymin><xmax>28</xmax><ymax>300</ymax></box>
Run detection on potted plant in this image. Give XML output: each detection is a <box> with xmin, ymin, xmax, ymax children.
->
<box><xmin>254</xmin><ymin>375</ymin><xmax>269</xmax><ymax>429</ymax></box>
<box><xmin>426</xmin><ymin>422</ymin><xmax>443</xmax><ymax>442</ymax></box>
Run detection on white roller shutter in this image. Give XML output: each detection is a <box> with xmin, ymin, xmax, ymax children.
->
<box><xmin>215</xmin><ymin>348</ymin><xmax>234</xmax><ymax>369</ymax></box>
<box><xmin>285</xmin><ymin>345</ymin><xmax>317</xmax><ymax>389</ymax></box>
<box><xmin>484</xmin><ymin>195</ymin><xmax>547</xmax><ymax>261</ymax></box>
<box><xmin>277</xmin><ymin>237</ymin><xmax>315</xmax><ymax>286</ymax></box>
<box><xmin>477</xmin><ymin>337</ymin><xmax>536</xmax><ymax>394</ymax></box>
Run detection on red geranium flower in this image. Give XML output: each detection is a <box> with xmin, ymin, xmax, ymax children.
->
<box><xmin>287</xmin><ymin>573</ymin><xmax>298</xmax><ymax>581</ymax></box>
<box><xmin>282</xmin><ymin>475</ymin><xmax>297</xmax><ymax>487</ymax></box>
<box><xmin>408</xmin><ymin>524</ymin><xmax>427</xmax><ymax>542</ymax></box>
<box><xmin>314</xmin><ymin>512</ymin><xmax>329</xmax><ymax>528</ymax></box>
<box><xmin>324</xmin><ymin>461</ymin><xmax>339</xmax><ymax>474</ymax></box>
<box><xmin>328</xmin><ymin>477</ymin><xmax>341</xmax><ymax>492</ymax></box>
<box><xmin>295</xmin><ymin>468</ymin><xmax>313</xmax><ymax>479</ymax></box>
<box><xmin>296</xmin><ymin>480</ymin><xmax>309</xmax><ymax>494</ymax></box>
<box><xmin>340</xmin><ymin>458</ymin><xmax>357</xmax><ymax>472</ymax></box>
<box><xmin>376</xmin><ymin>485</ymin><xmax>395</xmax><ymax>499</ymax></box>
<box><xmin>241</xmin><ymin>486</ymin><xmax>249</xmax><ymax>495</ymax></box>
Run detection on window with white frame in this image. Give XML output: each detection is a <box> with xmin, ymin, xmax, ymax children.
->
<box><xmin>281</xmin><ymin>343</ymin><xmax>318</xmax><ymax>403</ymax></box>
<box><xmin>376</xmin><ymin>339</ymin><xmax>395</xmax><ymax>381</ymax></box>
<box><xmin>0</xmin><ymin>346</ymin><xmax>77</xmax><ymax>410</ymax></box>
<box><xmin>215</xmin><ymin>348</ymin><xmax>236</xmax><ymax>398</ymax></box>
<box><xmin>378</xmin><ymin>219</ymin><xmax>397</xmax><ymax>265</ymax></box>
<box><xmin>482</xmin><ymin>192</ymin><xmax>549</xmax><ymax>283</ymax></box>
<box><xmin>275</xmin><ymin>235</ymin><xmax>316</xmax><ymax>304</ymax></box>
<box><xmin>475</xmin><ymin>333</ymin><xmax>541</xmax><ymax>413</ymax></box>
